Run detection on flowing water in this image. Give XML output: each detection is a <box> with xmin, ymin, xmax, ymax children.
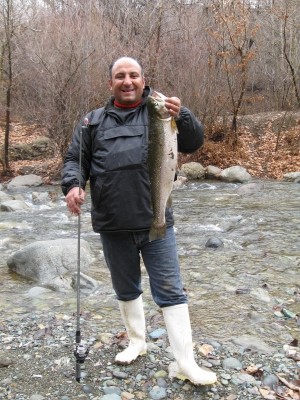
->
<box><xmin>0</xmin><ymin>180</ymin><xmax>299</xmax><ymax>347</ymax></box>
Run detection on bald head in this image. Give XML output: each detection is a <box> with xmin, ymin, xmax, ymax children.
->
<box><xmin>109</xmin><ymin>57</ymin><xmax>144</xmax><ymax>79</ymax></box>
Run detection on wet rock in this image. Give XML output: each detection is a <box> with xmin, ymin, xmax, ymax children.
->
<box><xmin>0</xmin><ymin>199</ymin><xmax>30</xmax><ymax>211</ymax></box>
<box><xmin>26</xmin><ymin>287</ymin><xmax>53</xmax><ymax>298</ymax></box>
<box><xmin>237</xmin><ymin>182</ymin><xmax>264</xmax><ymax>195</ymax></box>
<box><xmin>7</xmin><ymin>174</ymin><xmax>43</xmax><ymax>189</ymax></box>
<box><xmin>219</xmin><ymin>166</ymin><xmax>252</xmax><ymax>183</ymax></box>
<box><xmin>250</xmin><ymin>287</ymin><xmax>271</xmax><ymax>303</ymax></box>
<box><xmin>31</xmin><ymin>191</ymin><xmax>51</xmax><ymax>204</ymax></box>
<box><xmin>173</xmin><ymin>175</ymin><xmax>188</xmax><ymax>189</ymax></box>
<box><xmin>283</xmin><ymin>171</ymin><xmax>300</xmax><ymax>182</ymax></box>
<box><xmin>0</xmin><ymin>191</ymin><xmax>12</xmax><ymax>202</ymax></box>
<box><xmin>205</xmin><ymin>237</ymin><xmax>224</xmax><ymax>249</ymax></box>
<box><xmin>7</xmin><ymin>238</ymin><xmax>93</xmax><ymax>291</ymax></box>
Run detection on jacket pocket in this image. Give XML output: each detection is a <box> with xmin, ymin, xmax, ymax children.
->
<box><xmin>103</xmin><ymin>126</ymin><xmax>145</xmax><ymax>171</ymax></box>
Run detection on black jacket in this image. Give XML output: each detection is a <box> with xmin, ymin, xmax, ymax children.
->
<box><xmin>61</xmin><ymin>87</ymin><xmax>204</xmax><ymax>233</ymax></box>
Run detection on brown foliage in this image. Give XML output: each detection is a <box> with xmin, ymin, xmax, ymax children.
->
<box><xmin>1</xmin><ymin>111</ymin><xmax>299</xmax><ymax>184</ymax></box>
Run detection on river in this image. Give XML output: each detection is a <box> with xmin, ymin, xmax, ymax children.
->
<box><xmin>0</xmin><ymin>179</ymin><xmax>299</xmax><ymax>347</ymax></box>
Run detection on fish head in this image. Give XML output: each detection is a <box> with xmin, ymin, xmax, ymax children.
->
<box><xmin>147</xmin><ymin>91</ymin><xmax>170</xmax><ymax>119</ymax></box>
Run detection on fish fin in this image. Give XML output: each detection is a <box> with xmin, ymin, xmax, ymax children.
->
<box><xmin>149</xmin><ymin>224</ymin><xmax>167</xmax><ymax>242</ymax></box>
<box><xmin>171</xmin><ymin>118</ymin><xmax>178</xmax><ymax>132</ymax></box>
<box><xmin>166</xmin><ymin>195</ymin><xmax>172</xmax><ymax>208</ymax></box>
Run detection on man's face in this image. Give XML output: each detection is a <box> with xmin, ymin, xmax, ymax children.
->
<box><xmin>109</xmin><ymin>58</ymin><xmax>145</xmax><ymax>105</ymax></box>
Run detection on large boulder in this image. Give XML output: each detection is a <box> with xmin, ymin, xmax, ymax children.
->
<box><xmin>180</xmin><ymin>162</ymin><xmax>205</xmax><ymax>180</ymax></box>
<box><xmin>7</xmin><ymin>238</ymin><xmax>93</xmax><ymax>290</ymax></box>
<box><xmin>7</xmin><ymin>174</ymin><xmax>43</xmax><ymax>189</ymax></box>
<box><xmin>219</xmin><ymin>166</ymin><xmax>252</xmax><ymax>183</ymax></box>
<box><xmin>0</xmin><ymin>200</ymin><xmax>30</xmax><ymax>212</ymax></box>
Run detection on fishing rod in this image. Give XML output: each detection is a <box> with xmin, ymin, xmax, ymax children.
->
<box><xmin>74</xmin><ymin>118</ymin><xmax>90</xmax><ymax>382</ymax></box>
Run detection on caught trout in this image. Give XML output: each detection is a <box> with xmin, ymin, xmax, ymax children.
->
<box><xmin>147</xmin><ymin>91</ymin><xmax>178</xmax><ymax>241</ymax></box>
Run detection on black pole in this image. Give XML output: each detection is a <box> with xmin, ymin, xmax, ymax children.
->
<box><xmin>74</xmin><ymin>119</ymin><xmax>89</xmax><ymax>382</ymax></box>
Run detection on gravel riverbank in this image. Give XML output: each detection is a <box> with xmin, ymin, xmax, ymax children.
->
<box><xmin>1</xmin><ymin>304</ymin><xmax>299</xmax><ymax>400</ymax></box>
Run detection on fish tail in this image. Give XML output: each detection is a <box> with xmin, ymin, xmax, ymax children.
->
<box><xmin>149</xmin><ymin>223</ymin><xmax>167</xmax><ymax>242</ymax></box>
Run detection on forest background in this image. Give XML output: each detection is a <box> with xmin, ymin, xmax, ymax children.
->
<box><xmin>0</xmin><ymin>0</ymin><xmax>300</xmax><ymax>183</ymax></box>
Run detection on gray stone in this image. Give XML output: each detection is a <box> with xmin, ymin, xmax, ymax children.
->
<box><xmin>205</xmin><ymin>237</ymin><xmax>224</xmax><ymax>249</ymax></box>
<box><xmin>262</xmin><ymin>374</ymin><xmax>279</xmax><ymax>389</ymax></box>
<box><xmin>205</xmin><ymin>165</ymin><xmax>222</xmax><ymax>179</ymax></box>
<box><xmin>237</xmin><ymin>182</ymin><xmax>264</xmax><ymax>195</ymax></box>
<box><xmin>7</xmin><ymin>174</ymin><xmax>43</xmax><ymax>189</ymax></box>
<box><xmin>0</xmin><ymin>200</ymin><xmax>30</xmax><ymax>212</ymax></box>
<box><xmin>283</xmin><ymin>171</ymin><xmax>300</xmax><ymax>182</ymax></box>
<box><xmin>7</xmin><ymin>239</ymin><xmax>93</xmax><ymax>290</ymax></box>
<box><xmin>219</xmin><ymin>166</ymin><xmax>252</xmax><ymax>183</ymax></box>
<box><xmin>232</xmin><ymin>335</ymin><xmax>276</xmax><ymax>354</ymax></box>
<box><xmin>0</xmin><ymin>191</ymin><xmax>12</xmax><ymax>202</ymax></box>
<box><xmin>100</xmin><ymin>394</ymin><xmax>121</xmax><ymax>400</ymax></box>
<box><xmin>149</xmin><ymin>328</ymin><xmax>167</xmax><ymax>339</ymax></box>
<box><xmin>180</xmin><ymin>162</ymin><xmax>205</xmax><ymax>180</ymax></box>
<box><xmin>149</xmin><ymin>386</ymin><xmax>167</xmax><ymax>400</ymax></box>
<box><xmin>222</xmin><ymin>357</ymin><xmax>243</xmax><ymax>370</ymax></box>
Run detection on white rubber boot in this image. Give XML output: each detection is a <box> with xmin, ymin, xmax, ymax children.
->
<box><xmin>162</xmin><ymin>303</ymin><xmax>217</xmax><ymax>385</ymax></box>
<box><xmin>115</xmin><ymin>296</ymin><xmax>147</xmax><ymax>364</ymax></box>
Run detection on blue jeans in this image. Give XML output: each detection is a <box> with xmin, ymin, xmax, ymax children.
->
<box><xmin>100</xmin><ymin>226</ymin><xmax>187</xmax><ymax>307</ymax></box>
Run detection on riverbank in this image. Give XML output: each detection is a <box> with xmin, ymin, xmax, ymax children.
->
<box><xmin>1</xmin><ymin>302</ymin><xmax>299</xmax><ymax>400</ymax></box>
<box><xmin>1</xmin><ymin>111</ymin><xmax>300</xmax><ymax>183</ymax></box>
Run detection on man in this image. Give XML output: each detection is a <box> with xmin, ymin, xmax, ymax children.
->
<box><xmin>61</xmin><ymin>57</ymin><xmax>217</xmax><ymax>386</ymax></box>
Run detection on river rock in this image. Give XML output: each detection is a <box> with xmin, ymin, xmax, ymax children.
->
<box><xmin>237</xmin><ymin>182</ymin><xmax>264</xmax><ymax>195</ymax></box>
<box><xmin>205</xmin><ymin>165</ymin><xmax>222</xmax><ymax>179</ymax></box>
<box><xmin>7</xmin><ymin>238</ymin><xmax>93</xmax><ymax>290</ymax></box>
<box><xmin>283</xmin><ymin>171</ymin><xmax>300</xmax><ymax>182</ymax></box>
<box><xmin>222</xmin><ymin>357</ymin><xmax>243</xmax><ymax>370</ymax></box>
<box><xmin>180</xmin><ymin>162</ymin><xmax>205</xmax><ymax>180</ymax></box>
<box><xmin>0</xmin><ymin>199</ymin><xmax>30</xmax><ymax>211</ymax></box>
<box><xmin>7</xmin><ymin>174</ymin><xmax>43</xmax><ymax>189</ymax></box>
<box><xmin>71</xmin><ymin>272</ymin><xmax>100</xmax><ymax>293</ymax></box>
<box><xmin>173</xmin><ymin>175</ymin><xmax>188</xmax><ymax>189</ymax></box>
<box><xmin>219</xmin><ymin>166</ymin><xmax>252</xmax><ymax>183</ymax></box>
<box><xmin>232</xmin><ymin>335</ymin><xmax>276</xmax><ymax>354</ymax></box>
<box><xmin>0</xmin><ymin>191</ymin><xmax>12</xmax><ymax>202</ymax></box>
<box><xmin>205</xmin><ymin>237</ymin><xmax>224</xmax><ymax>249</ymax></box>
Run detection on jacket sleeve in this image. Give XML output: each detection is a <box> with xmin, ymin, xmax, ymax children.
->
<box><xmin>61</xmin><ymin>117</ymin><xmax>92</xmax><ymax>196</ymax></box>
<box><xmin>176</xmin><ymin>106</ymin><xmax>204</xmax><ymax>154</ymax></box>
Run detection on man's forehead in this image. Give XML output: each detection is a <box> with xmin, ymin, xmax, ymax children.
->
<box><xmin>112</xmin><ymin>58</ymin><xmax>142</xmax><ymax>75</ymax></box>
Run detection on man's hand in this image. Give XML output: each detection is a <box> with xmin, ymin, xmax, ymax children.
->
<box><xmin>165</xmin><ymin>97</ymin><xmax>181</xmax><ymax>118</ymax></box>
<box><xmin>65</xmin><ymin>187</ymin><xmax>86</xmax><ymax>215</ymax></box>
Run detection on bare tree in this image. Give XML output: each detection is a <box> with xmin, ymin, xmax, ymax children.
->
<box><xmin>208</xmin><ymin>0</ymin><xmax>259</xmax><ymax>146</ymax></box>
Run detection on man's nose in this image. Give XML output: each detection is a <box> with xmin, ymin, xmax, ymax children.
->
<box><xmin>123</xmin><ymin>74</ymin><xmax>132</xmax><ymax>85</ymax></box>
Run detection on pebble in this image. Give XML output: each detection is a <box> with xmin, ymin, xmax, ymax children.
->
<box><xmin>222</xmin><ymin>357</ymin><xmax>243</xmax><ymax>370</ymax></box>
<box><xmin>149</xmin><ymin>386</ymin><xmax>167</xmax><ymax>399</ymax></box>
<box><xmin>0</xmin><ymin>309</ymin><xmax>299</xmax><ymax>400</ymax></box>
